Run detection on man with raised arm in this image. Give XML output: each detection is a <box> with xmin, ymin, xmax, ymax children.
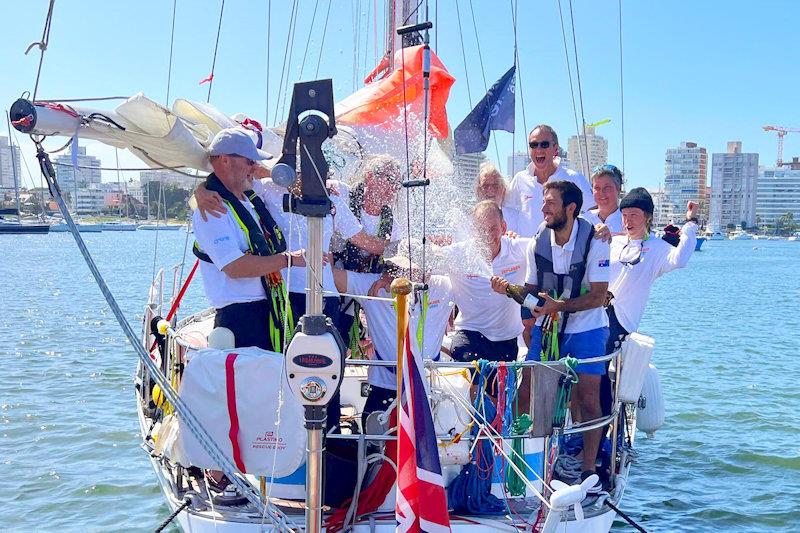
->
<box><xmin>192</xmin><ymin>128</ymin><xmax>303</xmax><ymax>351</ymax></box>
<box><xmin>491</xmin><ymin>180</ymin><xmax>609</xmax><ymax>493</ymax></box>
<box><xmin>507</xmin><ymin>124</ymin><xmax>595</xmax><ymax>238</ymax></box>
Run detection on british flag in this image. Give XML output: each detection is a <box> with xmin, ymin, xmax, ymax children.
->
<box><xmin>396</xmin><ymin>328</ymin><xmax>451</xmax><ymax>533</ymax></box>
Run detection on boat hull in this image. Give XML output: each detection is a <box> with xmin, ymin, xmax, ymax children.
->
<box><xmin>0</xmin><ymin>223</ymin><xmax>50</xmax><ymax>234</ymax></box>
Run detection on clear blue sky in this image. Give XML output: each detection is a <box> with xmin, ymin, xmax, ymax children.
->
<box><xmin>2</xmin><ymin>0</ymin><xmax>799</xmax><ymax>190</ymax></box>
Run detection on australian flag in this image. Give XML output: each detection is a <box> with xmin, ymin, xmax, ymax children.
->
<box><xmin>396</xmin><ymin>327</ymin><xmax>451</xmax><ymax>533</ymax></box>
<box><xmin>454</xmin><ymin>65</ymin><xmax>516</xmax><ymax>155</ymax></box>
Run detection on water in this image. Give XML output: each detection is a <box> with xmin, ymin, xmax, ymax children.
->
<box><xmin>1</xmin><ymin>233</ymin><xmax>799</xmax><ymax>531</ymax></box>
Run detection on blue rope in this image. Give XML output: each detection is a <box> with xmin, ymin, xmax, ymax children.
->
<box><xmin>446</xmin><ymin>360</ymin><xmax>505</xmax><ymax>515</ymax></box>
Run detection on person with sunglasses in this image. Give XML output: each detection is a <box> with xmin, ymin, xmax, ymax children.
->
<box><xmin>507</xmin><ymin>124</ymin><xmax>595</xmax><ymax>238</ymax></box>
<box><xmin>606</xmin><ymin>188</ymin><xmax>698</xmax><ymax>355</ymax></box>
<box><xmin>474</xmin><ymin>161</ymin><xmax>522</xmax><ymax>234</ymax></box>
<box><xmin>583</xmin><ymin>164</ymin><xmax>625</xmax><ymax>240</ymax></box>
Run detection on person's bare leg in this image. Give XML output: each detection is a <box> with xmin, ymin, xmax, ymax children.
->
<box><xmin>575</xmin><ymin>374</ymin><xmax>602</xmax><ymax>473</ymax></box>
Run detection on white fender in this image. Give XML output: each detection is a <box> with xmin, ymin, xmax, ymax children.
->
<box><xmin>636</xmin><ymin>363</ymin><xmax>665</xmax><ymax>438</ymax></box>
<box><xmin>207</xmin><ymin>327</ymin><xmax>235</xmax><ymax>350</ymax></box>
<box><xmin>541</xmin><ymin>474</ymin><xmax>598</xmax><ymax>532</ymax></box>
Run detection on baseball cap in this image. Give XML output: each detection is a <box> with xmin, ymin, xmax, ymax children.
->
<box><xmin>208</xmin><ymin>128</ymin><xmax>273</xmax><ymax>161</ymax></box>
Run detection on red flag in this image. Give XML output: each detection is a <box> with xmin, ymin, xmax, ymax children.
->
<box><xmin>199</xmin><ymin>73</ymin><xmax>214</xmax><ymax>85</ymax></box>
<box><xmin>396</xmin><ymin>328</ymin><xmax>451</xmax><ymax>532</ymax></box>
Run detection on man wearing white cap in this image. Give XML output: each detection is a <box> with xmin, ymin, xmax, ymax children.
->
<box><xmin>192</xmin><ymin>128</ymin><xmax>304</xmax><ymax>351</ymax></box>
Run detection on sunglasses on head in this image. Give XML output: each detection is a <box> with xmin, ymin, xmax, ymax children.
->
<box><xmin>529</xmin><ymin>141</ymin><xmax>552</xmax><ymax>149</ymax></box>
<box><xmin>592</xmin><ymin>164</ymin><xmax>622</xmax><ymax>179</ymax></box>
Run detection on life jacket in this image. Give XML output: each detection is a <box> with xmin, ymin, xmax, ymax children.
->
<box><xmin>533</xmin><ymin>216</ymin><xmax>595</xmax><ymax>333</ymax></box>
<box><xmin>335</xmin><ymin>182</ymin><xmax>393</xmax><ymax>274</ymax></box>
<box><xmin>193</xmin><ymin>173</ymin><xmax>293</xmax><ymax>351</ymax></box>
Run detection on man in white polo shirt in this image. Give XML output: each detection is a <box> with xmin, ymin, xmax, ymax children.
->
<box><xmin>333</xmin><ymin>258</ymin><xmax>454</xmax><ymax>426</ymax></box>
<box><xmin>192</xmin><ymin>128</ymin><xmax>304</xmax><ymax>351</ymax></box>
<box><xmin>507</xmin><ymin>124</ymin><xmax>595</xmax><ymax>238</ymax></box>
<box><xmin>445</xmin><ymin>201</ymin><xmax>529</xmax><ymax>367</ymax></box>
<box><xmin>492</xmin><ymin>180</ymin><xmax>609</xmax><ymax>492</ymax></box>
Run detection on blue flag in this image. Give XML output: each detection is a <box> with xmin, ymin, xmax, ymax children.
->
<box><xmin>454</xmin><ymin>65</ymin><xmax>516</xmax><ymax>155</ymax></box>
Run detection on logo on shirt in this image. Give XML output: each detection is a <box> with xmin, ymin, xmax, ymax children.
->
<box><xmin>501</xmin><ymin>265</ymin><xmax>521</xmax><ymax>276</ymax></box>
<box><xmin>213</xmin><ymin>236</ymin><xmax>231</xmax><ymax>245</ymax></box>
<box><xmin>598</xmin><ymin>259</ymin><xmax>610</xmax><ymax>267</ymax></box>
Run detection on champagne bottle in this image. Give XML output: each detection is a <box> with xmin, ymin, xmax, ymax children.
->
<box><xmin>505</xmin><ymin>284</ymin><xmax>539</xmax><ymax>311</ymax></box>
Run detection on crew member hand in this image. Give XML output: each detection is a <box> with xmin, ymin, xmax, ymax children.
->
<box><xmin>194</xmin><ymin>185</ymin><xmax>227</xmax><ymax>221</ymax></box>
<box><xmin>505</xmin><ymin>230</ymin><xmax>520</xmax><ymax>239</ymax></box>
<box><xmin>369</xmin><ymin>275</ymin><xmax>394</xmax><ymax>296</ymax></box>
<box><xmin>490</xmin><ymin>276</ymin><xmax>509</xmax><ymax>295</ymax></box>
<box><xmin>594</xmin><ymin>223</ymin><xmax>612</xmax><ymax>243</ymax></box>
<box><xmin>285</xmin><ymin>249</ymin><xmax>306</xmax><ymax>268</ymax></box>
<box><xmin>686</xmin><ymin>201</ymin><xmax>698</xmax><ymax>221</ymax></box>
<box><xmin>533</xmin><ymin>292</ymin><xmax>563</xmax><ymax>318</ymax></box>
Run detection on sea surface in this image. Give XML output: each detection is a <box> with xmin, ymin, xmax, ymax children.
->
<box><xmin>1</xmin><ymin>232</ymin><xmax>798</xmax><ymax>532</ymax></box>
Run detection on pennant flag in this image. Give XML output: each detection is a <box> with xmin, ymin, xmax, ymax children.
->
<box><xmin>396</xmin><ymin>327</ymin><xmax>451</xmax><ymax>533</ymax></box>
<box><xmin>585</xmin><ymin>118</ymin><xmax>611</xmax><ymax>128</ymax></box>
<box><xmin>199</xmin><ymin>73</ymin><xmax>214</xmax><ymax>85</ymax></box>
<box><xmin>335</xmin><ymin>45</ymin><xmax>456</xmax><ymax>139</ymax></box>
<box><xmin>454</xmin><ymin>65</ymin><xmax>516</xmax><ymax>155</ymax></box>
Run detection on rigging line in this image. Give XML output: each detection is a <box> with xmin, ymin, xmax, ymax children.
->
<box><xmin>434</xmin><ymin>0</ymin><xmax>438</xmax><ymax>52</ymax></box>
<box><xmin>556</xmin><ymin>0</ymin><xmax>584</xmax><ymax>175</ymax></box>
<box><xmin>468</xmin><ymin>0</ymin><xmax>501</xmax><ymax>167</ymax></box>
<box><xmin>373</xmin><ymin>0</ymin><xmax>378</xmax><ymax>65</ymax></box>
<box><xmin>313</xmin><ymin>0</ymin><xmax>333</xmax><ymax>78</ymax></box>
<box><xmin>454</xmin><ymin>1</ymin><xmax>473</xmax><ymax>107</ymax></box>
<box><xmin>52</xmin><ymin>161</ymin><xmax>202</xmax><ymax>178</ymax></box>
<box><xmin>421</xmin><ymin>0</ymin><xmax>431</xmax><ymax>285</ymax></box>
<box><xmin>403</xmin><ymin>0</ymin><xmax>425</xmax><ymax>24</ymax></box>
<box><xmin>618</xmin><ymin>0</ymin><xmax>626</xmax><ymax>173</ymax></box>
<box><xmin>33</xmin><ymin>96</ymin><xmax>129</xmax><ymax>103</ymax></box>
<box><xmin>206</xmin><ymin>0</ymin><xmax>226</xmax><ymax>104</ymax></box>
<box><xmin>264</xmin><ymin>0</ymin><xmax>271</xmax><ymax>125</ymax></box>
<box><xmin>568</xmin><ymin>0</ymin><xmax>591</xmax><ymax>178</ymax></box>
<box><xmin>399</xmin><ymin>41</ymin><xmax>412</xmax><ymax>275</ymax></box>
<box><xmin>28</xmin><ymin>0</ymin><xmax>56</xmax><ymax>103</ymax></box>
<box><xmin>165</xmin><ymin>0</ymin><xmax>178</xmax><ymax>106</ymax></box>
<box><xmin>273</xmin><ymin>0</ymin><xmax>298</xmax><ymax>124</ymax></box>
<box><xmin>298</xmin><ymin>0</ymin><xmax>321</xmax><ymax>80</ymax></box>
<box><xmin>151</xmin><ymin>179</ymin><xmax>166</xmax><ymax>282</ymax></box>
<box><xmin>278</xmin><ymin>0</ymin><xmax>302</xmax><ymax>121</ymax></box>
<box><xmin>363</xmin><ymin>0</ymin><xmax>372</xmax><ymax>75</ymax></box>
<box><xmin>511</xmin><ymin>0</ymin><xmax>527</xmax><ymax>139</ymax></box>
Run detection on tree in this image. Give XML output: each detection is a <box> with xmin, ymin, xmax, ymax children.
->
<box><xmin>776</xmin><ymin>212</ymin><xmax>797</xmax><ymax>235</ymax></box>
<box><xmin>740</xmin><ymin>221</ymin><xmax>747</xmax><ymax>230</ymax></box>
<box><xmin>726</xmin><ymin>223</ymin><xmax>736</xmax><ymax>230</ymax></box>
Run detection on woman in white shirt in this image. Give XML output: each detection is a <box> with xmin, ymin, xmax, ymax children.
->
<box><xmin>475</xmin><ymin>162</ymin><xmax>522</xmax><ymax>234</ymax></box>
<box><xmin>582</xmin><ymin>164</ymin><xmax>624</xmax><ymax>237</ymax></box>
<box><xmin>607</xmin><ymin>188</ymin><xmax>698</xmax><ymax>354</ymax></box>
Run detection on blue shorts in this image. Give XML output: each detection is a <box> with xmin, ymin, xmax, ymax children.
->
<box><xmin>527</xmin><ymin>326</ymin><xmax>610</xmax><ymax>375</ymax></box>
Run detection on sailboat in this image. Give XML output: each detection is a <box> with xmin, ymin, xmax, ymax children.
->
<box><xmin>9</xmin><ymin>2</ymin><xmax>659</xmax><ymax>532</ymax></box>
<box><xmin>0</xmin><ymin>115</ymin><xmax>49</xmax><ymax>234</ymax></box>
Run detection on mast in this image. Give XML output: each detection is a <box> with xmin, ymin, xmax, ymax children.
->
<box><xmin>6</xmin><ymin>111</ymin><xmax>22</xmax><ymax>224</ymax></box>
<box><xmin>386</xmin><ymin>0</ymin><xmax>418</xmax><ymax>70</ymax></box>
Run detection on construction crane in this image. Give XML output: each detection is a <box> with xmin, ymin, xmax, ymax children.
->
<box><xmin>763</xmin><ymin>125</ymin><xmax>800</xmax><ymax>167</ymax></box>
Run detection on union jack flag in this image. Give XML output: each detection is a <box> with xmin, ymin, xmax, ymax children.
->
<box><xmin>396</xmin><ymin>328</ymin><xmax>451</xmax><ymax>533</ymax></box>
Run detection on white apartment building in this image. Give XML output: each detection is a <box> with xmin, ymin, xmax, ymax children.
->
<box><xmin>567</xmin><ymin>126</ymin><xmax>608</xmax><ymax>177</ymax></box>
<box><xmin>709</xmin><ymin>141</ymin><xmax>759</xmax><ymax>230</ymax></box>
<box><xmin>650</xmin><ymin>188</ymin><xmax>676</xmax><ymax>228</ymax></box>
<box><xmin>756</xmin><ymin>162</ymin><xmax>800</xmax><ymax>226</ymax></box>
<box><xmin>53</xmin><ymin>146</ymin><xmax>102</xmax><ymax>210</ymax></box>
<box><xmin>664</xmin><ymin>141</ymin><xmax>708</xmax><ymax>221</ymax></box>
<box><xmin>0</xmin><ymin>136</ymin><xmax>22</xmax><ymax>190</ymax></box>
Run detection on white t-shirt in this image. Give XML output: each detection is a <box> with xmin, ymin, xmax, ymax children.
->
<box><xmin>445</xmin><ymin>236</ymin><xmax>529</xmax><ymax>341</ymax></box>
<box><xmin>583</xmin><ymin>208</ymin><xmax>624</xmax><ymax>236</ymax></box>
<box><xmin>254</xmin><ymin>179</ymin><xmax>363</xmax><ymax>296</ymax></box>
<box><xmin>502</xmin><ymin>204</ymin><xmax>523</xmax><ymax>235</ymax></box>
<box><xmin>609</xmin><ymin>222</ymin><xmax>697</xmax><ymax>332</ymax></box>
<box><xmin>346</xmin><ymin>272</ymin><xmax>454</xmax><ymax>390</ymax></box>
<box><xmin>507</xmin><ymin>164</ymin><xmax>595</xmax><ymax>238</ymax></box>
<box><xmin>192</xmin><ymin>199</ymin><xmax>268</xmax><ymax>309</ymax></box>
<box><xmin>525</xmin><ymin>221</ymin><xmax>610</xmax><ymax>333</ymax></box>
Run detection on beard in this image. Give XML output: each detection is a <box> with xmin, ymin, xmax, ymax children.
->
<box><xmin>545</xmin><ymin>209</ymin><xmax>568</xmax><ymax>231</ymax></box>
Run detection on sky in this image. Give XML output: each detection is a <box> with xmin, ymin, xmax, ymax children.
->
<box><xmin>2</xmin><ymin>0</ymin><xmax>799</xmax><ymax>191</ymax></box>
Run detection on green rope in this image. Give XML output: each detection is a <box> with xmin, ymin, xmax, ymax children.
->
<box><xmin>505</xmin><ymin>413</ymin><xmax>533</xmax><ymax>496</ymax></box>
<box><xmin>552</xmin><ymin>356</ymin><xmax>579</xmax><ymax>427</ymax></box>
<box><xmin>348</xmin><ymin>301</ymin><xmax>366</xmax><ymax>359</ymax></box>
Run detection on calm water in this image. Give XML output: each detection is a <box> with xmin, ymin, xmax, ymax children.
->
<box><xmin>1</xmin><ymin>233</ymin><xmax>798</xmax><ymax>531</ymax></box>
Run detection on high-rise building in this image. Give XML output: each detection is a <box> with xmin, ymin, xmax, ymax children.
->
<box><xmin>139</xmin><ymin>169</ymin><xmax>199</xmax><ymax>191</ymax></box>
<box><xmin>453</xmin><ymin>151</ymin><xmax>486</xmax><ymax>199</ymax></box>
<box><xmin>756</xmin><ymin>161</ymin><xmax>800</xmax><ymax>227</ymax></box>
<box><xmin>0</xmin><ymin>136</ymin><xmax>22</xmax><ymax>190</ymax></box>
<box><xmin>507</xmin><ymin>151</ymin><xmax>529</xmax><ymax>178</ymax></box>
<box><xmin>53</xmin><ymin>145</ymin><xmax>102</xmax><ymax>210</ymax></box>
<box><xmin>567</xmin><ymin>126</ymin><xmax>608</xmax><ymax>177</ymax></box>
<box><xmin>650</xmin><ymin>188</ymin><xmax>676</xmax><ymax>228</ymax></box>
<box><xmin>664</xmin><ymin>141</ymin><xmax>708</xmax><ymax>220</ymax></box>
<box><xmin>709</xmin><ymin>141</ymin><xmax>759</xmax><ymax>230</ymax></box>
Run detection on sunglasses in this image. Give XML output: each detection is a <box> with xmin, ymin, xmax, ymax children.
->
<box><xmin>529</xmin><ymin>141</ymin><xmax>552</xmax><ymax>149</ymax></box>
<box><xmin>618</xmin><ymin>239</ymin><xmax>643</xmax><ymax>267</ymax></box>
<box><xmin>592</xmin><ymin>164</ymin><xmax>622</xmax><ymax>179</ymax></box>
<box><xmin>230</xmin><ymin>154</ymin><xmax>256</xmax><ymax>166</ymax></box>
